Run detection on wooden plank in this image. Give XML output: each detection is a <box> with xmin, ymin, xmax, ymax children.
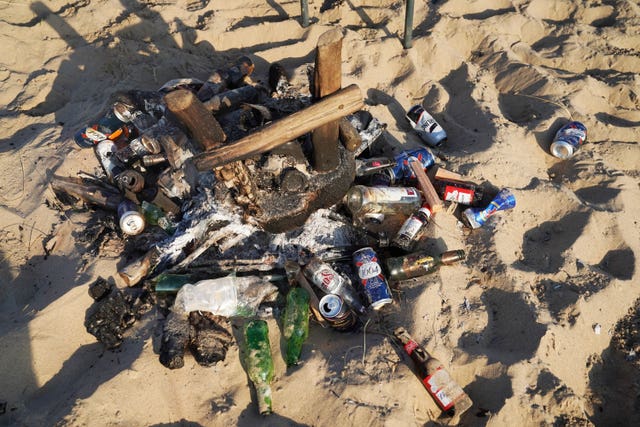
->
<box><xmin>192</xmin><ymin>84</ymin><xmax>364</xmax><ymax>171</ymax></box>
<box><xmin>312</xmin><ymin>27</ymin><xmax>344</xmax><ymax>172</ymax></box>
<box><xmin>409</xmin><ymin>159</ymin><xmax>444</xmax><ymax>213</ymax></box>
<box><xmin>163</xmin><ymin>89</ymin><xmax>226</xmax><ymax>152</ymax></box>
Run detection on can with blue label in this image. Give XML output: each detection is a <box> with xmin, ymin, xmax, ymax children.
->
<box><xmin>550</xmin><ymin>121</ymin><xmax>587</xmax><ymax>159</ymax></box>
<box><xmin>352</xmin><ymin>247</ymin><xmax>393</xmax><ymax>310</ymax></box>
<box><xmin>462</xmin><ymin>188</ymin><xmax>516</xmax><ymax>229</ymax></box>
<box><xmin>391</xmin><ymin>147</ymin><xmax>436</xmax><ymax>183</ymax></box>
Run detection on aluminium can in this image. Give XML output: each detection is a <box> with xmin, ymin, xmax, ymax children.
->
<box><xmin>318</xmin><ymin>294</ymin><xmax>358</xmax><ymax>331</ymax></box>
<box><xmin>352</xmin><ymin>247</ymin><xmax>393</xmax><ymax>310</ymax></box>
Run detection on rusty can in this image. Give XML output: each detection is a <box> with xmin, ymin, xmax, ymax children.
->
<box><xmin>318</xmin><ymin>294</ymin><xmax>358</xmax><ymax>331</ymax></box>
<box><xmin>352</xmin><ymin>247</ymin><xmax>393</xmax><ymax>310</ymax></box>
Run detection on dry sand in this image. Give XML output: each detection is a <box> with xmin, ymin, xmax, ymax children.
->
<box><xmin>1</xmin><ymin>1</ymin><xmax>639</xmax><ymax>426</ymax></box>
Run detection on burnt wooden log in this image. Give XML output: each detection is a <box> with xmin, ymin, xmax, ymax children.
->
<box><xmin>203</xmin><ymin>85</ymin><xmax>261</xmax><ymax>114</ymax></box>
<box><xmin>188</xmin><ymin>312</ymin><xmax>234</xmax><ymax>367</ymax></box>
<box><xmin>163</xmin><ymin>89</ymin><xmax>226</xmax><ymax>152</ymax></box>
<box><xmin>312</xmin><ymin>27</ymin><xmax>344</xmax><ymax>172</ymax></box>
<box><xmin>51</xmin><ymin>175</ymin><xmax>123</xmax><ymax>211</ymax></box>
<box><xmin>159</xmin><ymin>311</ymin><xmax>190</xmax><ymax>369</ymax></box>
<box><xmin>338</xmin><ymin>116</ymin><xmax>361</xmax><ymax>152</ymax></box>
<box><xmin>192</xmin><ymin>84</ymin><xmax>364</xmax><ymax>171</ymax></box>
<box><xmin>157</xmin><ymin>128</ymin><xmax>193</xmax><ymax>169</ymax></box>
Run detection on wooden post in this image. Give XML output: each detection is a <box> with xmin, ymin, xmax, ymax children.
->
<box><xmin>300</xmin><ymin>0</ymin><xmax>309</xmax><ymax>27</ymax></box>
<box><xmin>163</xmin><ymin>89</ymin><xmax>226</xmax><ymax>152</ymax></box>
<box><xmin>192</xmin><ymin>84</ymin><xmax>364</xmax><ymax>171</ymax></box>
<box><xmin>312</xmin><ymin>27</ymin><xmax>344</xmax><ymax>172</ymax></box>
<box><xmin>404</xmin><ymin>0</ymin><xmax>415</xmax><ymax>49</ymax></box>
<box><xmin>409</xmin><ymin>158</ymin><xmax>444</xmax><ymax>213</ymax></box>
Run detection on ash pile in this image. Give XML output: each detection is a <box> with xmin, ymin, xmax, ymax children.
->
<box><xmin>51</xmin><ymin>28</ymin><xmax>516</xmax><ymax>420</ymax></box>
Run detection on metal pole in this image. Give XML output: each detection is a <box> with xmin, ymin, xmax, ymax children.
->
<box><xmin>403</xmin><ymin>0</ymin><xmax>414</xmax><ymax>49</ymax></box>
<box><xmin>301</xmin><ymin>0</ymin><xmax>309</xmax><ymax>27</ymax></box>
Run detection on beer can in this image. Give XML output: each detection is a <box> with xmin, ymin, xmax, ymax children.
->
<box><xmin>550</xmin><ymin>121</ymin><xmax>587</xmax><ymax>159</ymax></box>
<box><xmin>352</xmin><ymin>247</ymin><xmax>393</xmax><ymax>310</ymax></box>
<box><xmin>391</xmin><ymin>147</ymin><xmax>436</xmax><ymax>182</ymax></box>
<box><xmin>462</xmin><ymin>188</ymin><xmax>516</xmax><ymax>229</ymax></box>
<box><xmin>318</xmin><ymin>294</ymin><xmax>358</xmax><ymax>331</ymax></box>
<box><xmin>117</xmin><ymin>200</ymin><xmax>145</xmax><ymax>235</ymax></box>
<box><xmin>406</xmin><ymin>105</ymin><xmax>447</xmax><ymax>147</ymax></box>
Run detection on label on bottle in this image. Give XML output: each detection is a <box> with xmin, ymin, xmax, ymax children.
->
<box><xmin>423</xmin><ymin>367</ymin><xmax>459</xmax><ymax>411</ymax></box>
<box><xmin>403</xmin><ymin>339</ymin><xmax>419</xmax><ymax>355</ymax></box>
<box><xmin>443</xmin><ymin>185</ymin><xmax>474</xmax><ymax>205</ymax></box>
<box><xmin>373</xmin><ymin>186</ymin><xmax>419</xmax><ymax>201</ymax></box>
<box><xmin>312</xmin><ymin>267</ymin><xmax>340</xmax><ymax>293</ymax></box>
<box><xmin>398</xmin><ymin>216</ymin><xmax>423</xmax><ymax>239</ymax></box>
<box><xmin>85</xmin><ymin>127</ymin><xmax>108</xmax><ymax>142</ymax></box>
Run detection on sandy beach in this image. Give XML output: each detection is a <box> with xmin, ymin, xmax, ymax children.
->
<box><xmin>1</xmin><ymin>1</ymin><xmax>639</xmax><ymax>426</ymax></box>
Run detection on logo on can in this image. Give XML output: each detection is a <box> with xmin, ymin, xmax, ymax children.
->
<box><xmin>352</xmin><ymin>247</ymin><xmax>393</xmax><ymax>310</ymax></box>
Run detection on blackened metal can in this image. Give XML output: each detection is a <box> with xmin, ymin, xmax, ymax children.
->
<box><xmin>352</xmin><ymin>247</ymin><xmax>393</xmax><ymax>310</ymax></box>
<box><xmin>318</xmin><ymin>294</ymin><xmax>358</xmax><ymax>331</ymax></box>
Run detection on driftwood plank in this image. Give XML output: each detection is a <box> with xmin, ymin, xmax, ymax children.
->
<box><xmin>191</xmin><ymin>84</ymin><xmax>364</xmax><ymax>171</ymax></box>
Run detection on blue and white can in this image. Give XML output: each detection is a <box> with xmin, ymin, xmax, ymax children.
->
<box><xmin>406</xmin><ymin>105</ymin><xmax>447</xmax><ymax>147</ymax></box>
<box><xmin>352</xmin><ymin>247</ymin><xmax>393</xmax><ymax>310</ymax></box>
<box><xmin>550</xmin><ymin>121</ymin><xmax>587</xmax><ymax>159</ymax></box>
<box><xmin>462</xmin><ymin>188</ymin><xmax>516</xmax><ymax>229</ymax></box>
<box><xmin>391</xmin><ymin>147</ymin><xmax>436</xmax><ymax>182</ymax></box>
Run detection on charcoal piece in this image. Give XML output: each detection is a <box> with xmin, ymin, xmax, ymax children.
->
<box><xmin>159</xmin><ymin>311</ymin><xmax>190</xmax><ymax>369</ymax></box>
<box><xmin>188</xmin><ymin>312</ymin><xmax>234</xmax><ymax>367</ymax></box>
<box><xmin>84</xmin><ymin>289</ymin><xmax>132</xmax><ymax>349</ymax></box>
<box><xmin>88</xmin><ymin>276</ymin><xmax>112</xmax><ymax>301</ymax></box>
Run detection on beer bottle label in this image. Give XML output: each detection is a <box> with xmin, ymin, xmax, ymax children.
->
<box><xmin>358</xmin><ymin>261</ymin><xmax>382</xmax><ymax>280</ymax></box>
<box><xmin>423</xmin><ymin>367</ymin><xmax>463</xmax><ymax>411</ymax></box>
<box><xmin>443</xmin><ymin>185</ymin><xmax>475</xmax><ymax>204</ymax></box>
<box><xmin>398</xmin><ymin>216</ymin><xmax>423</xmax><ymax>238</ymax></box>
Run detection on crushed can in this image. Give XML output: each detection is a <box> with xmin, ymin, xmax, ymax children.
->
<box><xmin>462</xmin><ymin>188</ymin><xmax>516</xmax><ymax>229</ymax></box>
<box><xmin>391</xmin><ymin>147</ymin><xmax>436</xmax><ymax>183</ymax></box>
<box><xmin>352</xmin><ymin>247</ymin><xmax>393</xmax><ymax>310</ymax></box>
<box><xmin>550</xmin><ymin>121</ymin><xmax>587</xmax><ymax>159</ymax></box>
<box><xmin>406</xmin><ymin>105</ymin><xmax>447</xmax><ymax>147</ymax></box>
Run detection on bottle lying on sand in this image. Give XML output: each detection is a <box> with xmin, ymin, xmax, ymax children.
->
<box><xmin>244</xmin><ymin>319</ymin><xmax>275</xmax><ymax>415</ymax></box>
<box><xmin>394</xmin><ymin>327</ymin><xmax>473</xmax><ymax>418</ymax></box>
<box><xmin>282</xmin><ymin>287</ymin><xmax>310</xmax><ymax>366</ymax></box>
<box><xmin>385</xmin><ymin>250</ymin><xmax>466</xmax><ymax>281</ymax></box>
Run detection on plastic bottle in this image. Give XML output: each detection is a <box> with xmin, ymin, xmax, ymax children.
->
<box><xmin>392</xmin><ymin>205</ymin><xmax>432</xmax><ymax>251</ymax></box>
<box><xmin>244</xmin><ymin>319</ymin><xmax>275</xmax><ymax>415</ymax></box>
<box><xmin>344</xmin><ymin>185</ymin><xmax>422</xmax><ymax>218</ymax></box>
<box><xmin>282</xmin><ymin>287</ymin><xmax>310</xmax><ymax>366</ymax></box>
<box><xmin>462</xmin><ymin>188</ymin><xmax>516</xmax><ymax>229</ymax></box>
<box><xmin>394</xmin><ymin>327</ymin><xmax>473</xmax><ymax>418</ymax></box>
<box><xmin>172</xmin><ymin>275</ymin><xmax>278</xmax><ymax>317</ymax></box>
<box><xmin>386</xmin><ymin>250</ymin><xmax>466</xmax><ymax>281</ymax></box>
<box><xmin>303</xmin><ymin>258</ymin><xmax>366</xmax><ymax>314</ymax></box>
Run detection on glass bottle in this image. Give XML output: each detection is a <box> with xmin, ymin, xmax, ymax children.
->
<box><xmin>282</xmin><ymin>287</ymin><xmax>310</xmax><ymax>366</ymax></box>
<box><xmin>244</xmin><ymin>319</ymin><xmax>275</xmax><ymax>415</ymax></box>
<box><xmin>394</xmin><ymin>327</ymin><xmax>472</xmax><ymax>417</ymax></box>
<box><xmin>386</xmin><ymin>250</ymin><xmax>466</xmax><ymax>281</ymax></box>
<box><xmin>344</xmin><ymin>185</ymin><xmax>422</xmax><ymax>217</ymax></box>
<box><xmin>141</xmin><ymin>201</ymin><xmax>177</xmax><ymax>235</ymax></box>
<box><xmin>392</xmin><ymin>205</ymin><xmax>432</xmax><ymax>251</ymax></box>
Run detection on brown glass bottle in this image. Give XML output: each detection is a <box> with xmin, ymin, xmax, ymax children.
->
<box><xmin>386</xmin><ymin>250</ymin><xmax>465</xmax><ymax>281</ymax></box>
<box><xmin>394</xmin><ymin>327</ymin><xmax>472</xmax><ymax>418</ymax></box>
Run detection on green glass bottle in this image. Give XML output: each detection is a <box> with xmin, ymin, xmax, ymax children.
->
<box><xmin>244</xmin><ymin>320</ymin><xmax>275</xmax><ymax>415</ymax></box>
<box><xmin>153</xmin><ymin>273</ymin><xmax>192</xmax><ymax>292</ymax></box>
<box><xmin>141</xmin><ymin>200</ymin><xmax>176</xmax><ymax>234</ymax></box>
<box><xmin>282</xmin><ymin>287</ymin><xmax>310</xmax><ymax>366</ymax></box>
<box><xmin>386</xmin><ymin>249</ymin><xmax>466</xmax><ymax>281</ymax></box>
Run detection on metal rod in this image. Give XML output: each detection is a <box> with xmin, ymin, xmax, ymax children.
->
<box><xmin>300</xmin><ymin>0</ymin><xmax>309</xmax><ymax>27</ymax></box>
<box><xmin>403</xmin><ymin>0</ymin><xmax>415</xmax><ymax>49</ymax></box>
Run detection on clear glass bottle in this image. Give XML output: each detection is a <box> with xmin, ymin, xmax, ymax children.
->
<box><xmin>392</xmin><ymin>205</ymin><xmax>432</xmax><ymax>251</ymax></box>
<box><xmin>344</xmin><ymin>185</ymin><xmax>422</xmax><ymax>217</ymax></box>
